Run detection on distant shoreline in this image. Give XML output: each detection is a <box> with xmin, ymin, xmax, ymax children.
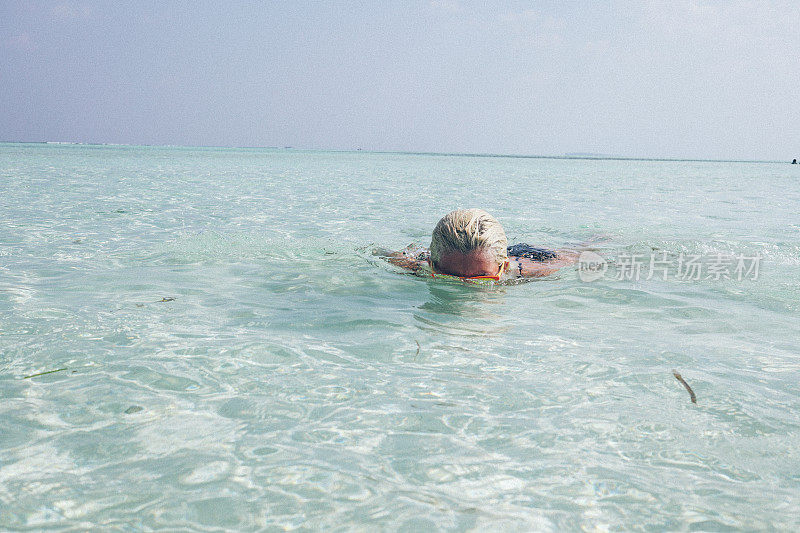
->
<box><xmin>0</xmin><ymin>140</ymin><xmax>785</xmax><ymax>164</ymax></box>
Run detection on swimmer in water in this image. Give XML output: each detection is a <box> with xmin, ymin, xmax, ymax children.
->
<box><xmin>385</xmin><ymin>208</ymin><xmax>580</xmax><ymax>281</ymax></box>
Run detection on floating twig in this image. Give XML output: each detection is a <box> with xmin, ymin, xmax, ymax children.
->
<box><xmin>672</xmin><ymin>369</ymin><xmax>697</xmax><ymax>404</ymax></box>
<box><xmin>415</xmin><ymin>340</ymin><xmax>421</xmax><ymax>358</ymax></box>
<box><xmin>23</xmin><ymin>368</ymin><xmax>68</xmax><ymax>379</ymax></box>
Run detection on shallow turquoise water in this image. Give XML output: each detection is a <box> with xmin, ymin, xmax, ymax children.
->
<box><xmin>1</xmin><ymin>143</ymin><xmax>799</xmax><ymax>530</ymax></box>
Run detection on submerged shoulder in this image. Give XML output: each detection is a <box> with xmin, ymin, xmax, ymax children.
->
<box><xmin>507</xmin><ymin>258</ymin><xmax>560</xmax><ymax>278</ymax></box>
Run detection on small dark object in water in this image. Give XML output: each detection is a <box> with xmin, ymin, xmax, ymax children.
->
<box><xmin>415</xmin><ymin>340</ymin><xmax>421</xmax><ymax>358</ymax></box>
<box><xmin>793</xmin><ymin>159</ymin><xmax>798</xmax><ymax>164</ymax></box>
<box><xmin>672</xmin><ymin>370</ymin><xmax>697</xmax><ymax>404</ymax></box>
<box><xmin>135</xmin><ymin>303</ymin><xmax>144</xmax><ymax>307</ymax></box>
<box><xmin>158</xmin><ymin>297</ymin><xmax>176</xmax><ymax>302</ymax></box>
<box><xmin>124</xmin><ymin>405</ymin><xmax>144</xmax><ymax>414</ymax></box>
<box><xmin>23</xmin><ymin>368</ymin><xmax>68</xmax><ymax>379</ymax></box>
<box><xmin>507</xmin><ymin>243</ymin><xmax>558</xmax><ymax>261</ymax></box>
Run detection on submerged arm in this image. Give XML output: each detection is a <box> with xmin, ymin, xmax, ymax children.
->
<box><xmin>383</xmin><ymin>245</ymin><xmax>428</xmax><ymax>272</ymax></box>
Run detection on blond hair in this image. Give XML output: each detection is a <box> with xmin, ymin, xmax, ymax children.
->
<box><xmin>429</xmin><ymin>209</ymin><xmax>508</xmax><ymax>268</ymax></box>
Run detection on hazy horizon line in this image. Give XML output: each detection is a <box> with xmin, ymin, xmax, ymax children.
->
<box><xmin>0</xmin><ymin>139</ymin><xmax>789</xmax><ymax>165</ymax></box>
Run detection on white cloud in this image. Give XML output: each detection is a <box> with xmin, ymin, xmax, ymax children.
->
<box><xmin>641</xmin><ymin>0</ymin><xmax>800</xmax><ymax>44</ymax></box>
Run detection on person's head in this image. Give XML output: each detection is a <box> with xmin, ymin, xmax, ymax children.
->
<box><xmin>429</xmin><ymin>209</ymin><xmax>508</xmax><ymax>278</ymax></box>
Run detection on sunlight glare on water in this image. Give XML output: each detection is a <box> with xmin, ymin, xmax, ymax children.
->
<box><xmin>1</xmin><ymin>143</ymin><xmax>799</xmax><ymax>530</ymax></box>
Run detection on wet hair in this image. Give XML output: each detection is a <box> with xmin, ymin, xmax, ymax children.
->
<box><xmin>429</xmin><ymin>209</ymin><xmax>508</xmax><ymax>269</ymax></box>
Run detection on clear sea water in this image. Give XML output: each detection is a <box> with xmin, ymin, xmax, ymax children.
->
<box><xmin>1</xmin><ymin>143</ymin><xmax>799</xmax><ymax>531</ymax></box>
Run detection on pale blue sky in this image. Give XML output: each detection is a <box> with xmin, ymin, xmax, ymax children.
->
<box><xmin>2</xmin><ymin>1</ymin><xmax>799</xmax><ymax>160</ymax></box>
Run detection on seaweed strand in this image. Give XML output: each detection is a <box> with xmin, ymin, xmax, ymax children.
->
<box><xmin>672</xmin><ymin>370</ymin><xmax>697</xmax><ymax>404</ymax></box>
